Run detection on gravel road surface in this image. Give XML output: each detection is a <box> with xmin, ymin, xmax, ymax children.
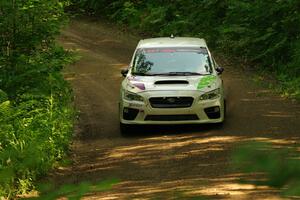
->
<box><xmin>54</xmin><ymin>17</ymin><xmax>300</xmax><ymax>199</ymax></box>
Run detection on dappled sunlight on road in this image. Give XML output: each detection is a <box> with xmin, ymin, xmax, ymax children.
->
<box><xmin>70</xmin><ymin>133</ymin><xmax>298</xmax><ymax>170</ymax></box>
<box><xmin>262</xmin><ymin>113</ymin><xmax>295</xmax><ymax>118</ymax></box>
<box><xmin>251</xmin><ymin>137</ymin><xmax>298</xmax><ymax>145</ymax></box>
<box><xmin>50</xmin><ymin>132</ymin><xmax>299</xmax><ymax>199</ymax></box>
<box><xmin>83</xmin><ymin>176</ymin><xmax>282</xmax><ymax>200</ymax></box>
<box><xmin>107</xmin><ymin>136</ymin><xmax>240</xmax><ymax>161</ymax></box>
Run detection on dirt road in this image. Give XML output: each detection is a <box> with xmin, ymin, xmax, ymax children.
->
<box><xmin>55</xmin><ymin>17</ymin><xmax>300</xmax><ymax>199</ymax></box>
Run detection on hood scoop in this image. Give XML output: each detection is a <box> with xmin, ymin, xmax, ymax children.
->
<box><xmin>155</xmin><ymin>80</ymin><xmax>189</xmax><ymax>85</ymax></box>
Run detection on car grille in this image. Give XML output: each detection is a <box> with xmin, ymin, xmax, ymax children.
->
<box><xmin>149</xmin><ymin>97</ymin><xmax>194</xmax><ymax>108</ymax></box>
<box><xmin>145</xmin><ymin>114</ymin><xmax>199</xmax><ymax>121</ymax></box>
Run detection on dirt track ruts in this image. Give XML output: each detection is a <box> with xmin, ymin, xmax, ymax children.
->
<box><xmin>53</xmin><ymin>17</ymin><xmax>300</xmax><ymax>199</ymax></box>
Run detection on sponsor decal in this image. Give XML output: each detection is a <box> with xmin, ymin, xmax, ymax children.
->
<box><xmin>140</xmin><ymin>47</ymin><xmax>208</xmax><ymax>54</ymax></box>
<box><xmin>197</xmin><ymin>75</ymin><xmax>217</xmax><ymax>90</ymax></box>
<box><xmin>132</xmin><ymin>82</ymin><xmax>145</xmax><ymax>90</ymax></box>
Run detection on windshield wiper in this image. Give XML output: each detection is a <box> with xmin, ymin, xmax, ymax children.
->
<box><xmin>131</xmin><ymin>72</ymin><xmax>156</xmax><ymax>76</ymax></box>
<box><xmin>151</xmin><ymin>72</ymin><xmax>209</xmax><ymax>76</ymax></box>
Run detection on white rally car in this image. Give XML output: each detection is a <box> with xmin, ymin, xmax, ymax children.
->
<box><xmin>119</xmin><ymin>37</ymin><xmax>225</xmax><ymax>133</ymax></box>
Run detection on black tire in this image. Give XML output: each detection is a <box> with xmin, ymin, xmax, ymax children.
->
<box><xmin>224</xmin><ymin>99</ymin><xmax>227</xmax><ymax>118</ymax></box>
<box><xmin>120</xmin><ymin>122</ymin><xmax>133</xmax><ymax>136</ymax></box>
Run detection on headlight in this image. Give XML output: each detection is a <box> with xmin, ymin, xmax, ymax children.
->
<box><xmin>124</xmin><ymin>90</ymin><xmax>144</xmax><ymax>102</ymax></box>
<box><xmin>199</xmin><ymin>88</ymin><xmax>221</xmax><ymax>100</ymax></box>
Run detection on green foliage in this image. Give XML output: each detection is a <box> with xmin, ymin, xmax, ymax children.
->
<box><xmin>0</xmin><ymin>49</ymin><xmax>75</xmax><ymax>198</ymax></box>
<box><xmin>74</xmin><ymin>0</ymin><xmax>300</xmax><ymax>99</ymax></box>
<box><xmin>0</xmin><ymin>0</ymin><xmax>75</xmax><ymax>198</ymax></box>
<box><xmin>233</xmin><ymin>142</ymin><xmax>300</xmax><ymax>197</ymax></box>
<box><xmin>23</xmin><ymin>179</ymin><xmax>119</xmax><ymax>200</ymax></box>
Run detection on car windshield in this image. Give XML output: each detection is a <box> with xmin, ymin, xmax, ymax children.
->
<box><xmin>132</xmin><ymin>47</ymin><xmax>212</xmax><ymax>76</ymax></box>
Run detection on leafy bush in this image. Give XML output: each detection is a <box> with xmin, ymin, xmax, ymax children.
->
<box><xmin>0</xmin><ymin>0</ymin><xmax>75</xmax><ymax>198</ymax></box>
<box><xmin>233</xmin><ymin>142</ymin><xmax>300</xmax><ymax>197</ymax></box>
<box><xmin>23</xmin><ymin>179</ymin><xmax>119</xmax><ymax>200</ymax></box>
<box><xmin>0</xmin><ymin>48</ymin><xmax>75</xmax><ymax>198</ymax></box>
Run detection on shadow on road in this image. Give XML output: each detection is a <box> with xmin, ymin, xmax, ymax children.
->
<box><xmin>121</xmin><ymin>123</ymin><xmax>225</xmax><ymax>138</ymax></box>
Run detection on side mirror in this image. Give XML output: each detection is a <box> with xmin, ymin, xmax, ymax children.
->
<box><xmin>216</xmin><ymin>66</ymin><xmax>224</xmax><ymax>75</ymax></box>
<box><xmin>121</xmin><ymin>68</ymin><xmax>129</xmax><ymax>77</ymax></box>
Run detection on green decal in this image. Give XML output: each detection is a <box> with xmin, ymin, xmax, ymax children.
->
<box><xmin>197</xmin><ymin>75</ymin><xmax>217</xmax><ymax>90</ymax></box>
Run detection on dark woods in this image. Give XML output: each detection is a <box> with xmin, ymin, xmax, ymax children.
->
<box><xmin>75</xmin><ymin>0</ymin><xmax>300</xmax><ymax>98</ymax></box>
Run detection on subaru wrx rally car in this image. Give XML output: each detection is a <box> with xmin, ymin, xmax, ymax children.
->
<box><xmin>119</xmin><ymin>37</ymin><xmax>225</xmax><ymax>133</ymax></box>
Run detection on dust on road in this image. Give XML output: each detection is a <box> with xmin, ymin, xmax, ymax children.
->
<box><xmin>53</xmin><ymin>17</ymin><xmax>300</xmax><ymax>199</ymax></box>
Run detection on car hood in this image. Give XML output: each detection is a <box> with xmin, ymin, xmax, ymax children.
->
<box><xmin>124</xmin><ymin>74</ymin><xmax>221</xmax><ymax>93</ymax></box>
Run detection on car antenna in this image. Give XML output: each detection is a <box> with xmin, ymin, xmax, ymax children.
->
<box><xmin>170</xmin><ymin>34</ymin><xmax>175</xmax><ymax>39</ymax></box>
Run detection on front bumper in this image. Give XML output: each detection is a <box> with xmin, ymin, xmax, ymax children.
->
<box><xmin>120</xmin><ymin>90</ymin><xmax>224</xmax><ymax>125</ymax></box>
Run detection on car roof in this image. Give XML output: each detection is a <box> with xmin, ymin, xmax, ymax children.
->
<box><xmin>137</xmin><ymin>37</ymin><xmax>207</xmax><ymax>49</ymax></box>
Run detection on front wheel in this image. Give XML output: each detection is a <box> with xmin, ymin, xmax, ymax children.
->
<box><xmin>224</xmin><ymin>99</ymin><xmax>227</xmax><ymax>118</ymax></box>
<box><xmin>120</xmin><ymin>122</ymin><xmax>133</xmax><ymax>136</ymax></box>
